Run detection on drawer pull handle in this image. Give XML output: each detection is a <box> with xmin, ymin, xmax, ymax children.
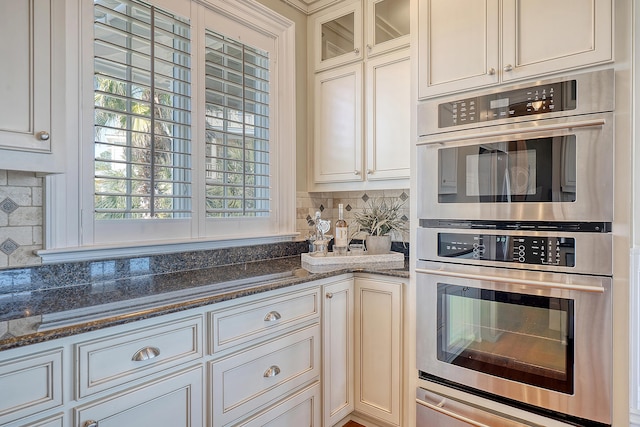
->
<box><xmin>132</xmin><ymin>346</ymin><xmax>161</xmax><ymax>361</ymax></box>
<box><xmin>264</xmin><ymin>311</ymin><xmax>282</xmax><ymax>322</ymax></box>
<box><xmin>83</xmin><ymin>421</ymin><xmax>98</xmax><ymax>427</ymax></box>
<box><xmin>263</xmin><ymin>365</ymin><xmax>281</xmax><ymax>378</ymax></box>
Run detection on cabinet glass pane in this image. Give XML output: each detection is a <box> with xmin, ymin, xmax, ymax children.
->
<box><xmin>374</xmin><ymin>0</ymin><xmax>409</xmax><ymax>45</ymax></box>
<box><xmin>321</xmin><ymin>13</ymin><xmax>355</xmax><ymax>61</ymax></box>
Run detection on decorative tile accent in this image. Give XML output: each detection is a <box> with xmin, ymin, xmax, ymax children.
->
<box><xmin>362</xmin><ymin>193</ymin><xmax>369</xmax><ymax>202</ymax></box>
<box><xmin>0</xmin><ymin>198</ymin><xmax>19</xmax><ymax>215</ymax></box>
<box><xmin>0</xmin><ymin>239</ymin><xmax>19</xmax><ymax>255</ymax></box>
<box><xmin>400</xmin><ymin>191</ymin><xmax>409</xmax><ymax>201</ymax></box>
<box><xmin>345</xmin><ymin>204</ymin><xmax>352</xmax><ymax>212</ymax></box>
<box><xmin>319</xmin><ymin>204</ymin><xmax>325</xmax><ymax>212</ymax></box>
<box><xmin>401</xmin><ymin>215</ymin><xmax>409</xmax><ymax>222</ymax></box>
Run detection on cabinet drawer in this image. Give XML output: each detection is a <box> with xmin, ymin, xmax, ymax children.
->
<box><xmin>76</xmin><ymin>315</ymin><xmax>203</xmax><ymax>398</ymax></box>
<box><xmin>210</xmin><ymin>324</ymin><xmax>320</xmax><ymax>426</ymax></box>
<box><xmin>209</xmin><ymin>287</ymin><xmax>320</xmax><ymax>354</ymax></box>
<box><xmin>0</xmin><ymin>349</ymin><xmax>63</xmax><ymax>425</ymax></box>
<box><xmin>236</xmin><ymin>383</ymin><xmax>321</xmax><ymax>427</ymax></box>
<box><xmin>74</xmin><ymin>366</ymin><xmax>203</xmax><ymax>427</ymax></box>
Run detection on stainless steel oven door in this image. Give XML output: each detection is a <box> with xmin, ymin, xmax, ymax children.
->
<box><xmin>415</xmin><ymin>261</ymin><xmax>612</xmax><ymax>425</ymax></box>
<box><xmin>417</xmin><ymin>112</ymin><xmax>613</xmax><ymax>222</ymax></box>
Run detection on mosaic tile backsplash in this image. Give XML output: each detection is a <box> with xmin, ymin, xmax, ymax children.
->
<box><xmin>0</xmin><ymin>171</ymin><xmax>43</xmax><ymax>268</ymax></box>
<box><xmin>296</xmin><ymin>189</ymin><xmax>411</xmax><ymax>244</ymax></box>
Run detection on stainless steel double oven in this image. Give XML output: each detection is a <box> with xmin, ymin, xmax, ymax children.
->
<box><xmin>415</xmin><ymin>69</ymin><xmax>614</xmax><ymax>426</ymax></box>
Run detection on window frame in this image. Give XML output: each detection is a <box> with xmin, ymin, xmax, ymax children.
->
<box><xmin>42</xmin><ymin>0</ymin><xmax>296</xmax><ymax>261</ymax></box>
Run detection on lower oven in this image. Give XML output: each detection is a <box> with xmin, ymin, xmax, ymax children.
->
<box><xmin>416</xmin><ymin>259</ymin><xmax>612</xmax><ymax>426</ymax></box>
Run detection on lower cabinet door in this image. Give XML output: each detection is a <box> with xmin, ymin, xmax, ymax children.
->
<box><xmin>354</xmin><ymin>277</ymin><xmax>403</xmax><ymax>426</ymax></box>
<box><xmin>0</xmin><ymin>348</ymin><xmax>63</xmax><ymax>426</ymax></box>
<box><xmin>236</xmin><ymin>383</ymin><xmax>321</xmax><ymax>427</ymax></box>
<box><xmin>74</xmin><ymin>366</ymin><xmax>203</xmax><ymax>427</ymax></box>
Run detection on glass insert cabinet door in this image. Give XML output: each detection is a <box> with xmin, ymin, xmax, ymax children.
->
<box><xmin>314</xmin><ymin>1</ymin><xmax>363</xmax><ymax>70</ymax></box>
<box><xmin>367</xmin><ymin>0</ymin><xmax>410</xmax><ymax>55</ymax></box>
<box><xmin>437</xmin><ymin>282</ymin><xmax>574</xmax><ymax>394</ymax></box>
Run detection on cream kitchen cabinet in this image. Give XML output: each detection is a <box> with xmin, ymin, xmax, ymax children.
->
<box><xmin>322</xmin><ymin>277</ymin><xmax>355</xmax><ymax>427</ymax></box>
<box><xmin>354</xmin><ymin>275</ymin><xmax>403</xmax><ymax>426</ymax></box>
<box><xmin>0</xmin><ymin>348</ymin><xmax>63</xmax><ymax>426</ymax></box>
<box><xmin>210</xmin><ymin>324</ymin><xmax>321</xmax><ymax>426</ymax></box>
<box><xmin>74</xmin><ymin>366</ymin><xmax>203</xmax><ymax>427</ymax></box>
<box><xmin>313</xmin><ymin>1</ymin><xmax>363</xmax><ymax>72</ymax></box>
<box><xmin>312</xmin><ymin>48</ymin><xmax>410</xmax><ymax>189</ymax></box>
<box><xmin>312</xmin><ymin>0</ymin><xmax>409</xmax><ymax>72</ymax></box>
<box><xmin>235</xmin><ymin>383</ymin><xmax>322</xmax><ymax>427</ymax></box>
<box><xmin>207</xmin><ymin>283</ymin><xmax>321</xmax><ymax>426</ymax></box>
<box><xmin>310</xmin><ymin>0</ymin><xmax>410</xmax><ymax>191</ymax></box>
<box><xmin>418</xmin><ymin>0</ymin><xmax>613</xmax><ymax>99</ymax></box>
<box><xmin>0</xmin><ymin>0</ymin><xmax>68</xmax><ymax>173</ymax></box>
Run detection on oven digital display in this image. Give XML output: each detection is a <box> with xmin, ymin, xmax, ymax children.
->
<box><xmin>490</xmin><ymin>97</ymin><xmax>509</xmax><ymax>109</ymax></box>
<box><xmin>437</xmin><ymin>232</ymin><xmax>576</xmax><ymax>267</ymax></box>
<box><xmin>437</xmin><ymin>79</ymin><xmax>577</xmax><ymax>128</ymax></box>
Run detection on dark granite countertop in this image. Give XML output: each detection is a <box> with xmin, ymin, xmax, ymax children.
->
<box><xmin>0</xmin><ymin>242</ymin><xmax>408</xmax><ymax>351</ymax></box>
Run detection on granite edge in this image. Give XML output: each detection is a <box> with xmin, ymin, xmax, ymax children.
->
<box><xmin>0</xmin><ymin>266</ymin><xmax>408</xmax><ymax>352</ymax></box>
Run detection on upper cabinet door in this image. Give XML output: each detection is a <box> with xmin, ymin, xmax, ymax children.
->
<box><xmin>502</xmin><ymin>0</ymin><xmax>613</xmax><ymax>82</ymax></box>
<box><xmin>0</xmin><ymin>0</ymin><xmax>51</xmax><ymax>153</ymax></box>
<box><xmin>365</xmin><ymin>49</ymin><xmax>410</xmax><ymax>181</ymax></box>
<box><xmin>418</xmin><ymin>0</ymin><xmax>499</xmax><ymax>99</ymax></box>
<box><xmin>365</xmin><ymin>0</ymin><xmax>410</xmax><ymax>57</ymax></box>
<box><xmin>313</xmin><ymin>1</ymin><xmax>363</xmax><ymax>72</ymax></box>
<box><xmin>313</xmin><ymin>63</ymin><xmax>364</xmax><ymax>184</ymax></box>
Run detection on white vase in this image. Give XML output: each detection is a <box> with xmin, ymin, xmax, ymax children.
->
<box><xmin>365</xmin><ymin>235</ymin><xmax>392</xmax><ymax>255</ymax></box>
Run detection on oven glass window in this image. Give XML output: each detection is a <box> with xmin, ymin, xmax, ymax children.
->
<box><xmin>437</xmin><ymin>283</ymin><xmax>574</xmax><ymax>394</ymax></box>
<box><xmin>438</xmin><ymin>136</ymin><xmax>576</xmax><ymax>203</ymax></box>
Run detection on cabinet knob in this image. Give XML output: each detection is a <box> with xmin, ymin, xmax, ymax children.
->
<box><xmin>503</xmin><ymin>64</ymin><xmax>513</xmax><ymax>72</ymax></box>
<box><xmin>366</xmin><ymin>44</ymin><xmax>372</xmax><ymax>51</ymax></box>
<box><xmin>264</xmin><ymin>311</ymin><xmax>282</xmax><ymax>322</ymax></box>
<box><xmin>354</xmin><ymin>170</ymin><xmax>361</xmax><ymax>176</ymax></box>
<box><xmin>263</xmin><ymin>365</ymin><xmax>281</xmax><ymax>378</ymax></box>
<box><xmin>131</xmin><ymin>346</ymin><xmax>160</xmax><ymax>361</ymax></box>
<box><xmin>354</xmin><ymin>48</ymin><xmax>360</xmax><ymax>54</ymax></box>
<box><xmin>488</xmin><ymin>67</ymin><xmax>496</xmax><ymax>75</ymax></box>
<box><xmin>366</xmin><ymin>169</ymin><xmax>373</xmax><ymax>175</ymax></box>
<box><xmin>326</xmin><ymin>292</ymin><xmax>333</xmax><ymax>299</ymax></box>
<box><xmin>83</xmin><ymin>421</ymin><xmax>98</xmax><ymax>427</ymax></box>
<box><xmin>36</xmin><ymin>131</ymin><xmax>50</xmax><ymax>141</ymax></box>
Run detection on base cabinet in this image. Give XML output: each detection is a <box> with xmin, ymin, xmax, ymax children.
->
<box><xmin>236</xmin><ymin>383</ymin><xmax>321</xmax><ymax>427</ymax></box>
<box><xmin>74</xmin><ymin>366</ymin><xmax>203</xmax><ymax>427</ymax></box>
<box><xmin>322</xmin><ymin>278</ymin><xmax>355</xmax><ymax>427</ymax></box>
<box><xmin>0</xmin><ymin>275</ymin><xmax>406</xmax><ymax>427</ymax></box>
<box><xmin>354</xmin><ymin>276</ymin><xmax>403</xmax><ymax>426</ymax></box>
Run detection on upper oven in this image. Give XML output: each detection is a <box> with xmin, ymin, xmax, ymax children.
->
<box><xmin>417</xmin><ymin>69</ymin><xmax>614</xmax><ymax>223</ymax></box>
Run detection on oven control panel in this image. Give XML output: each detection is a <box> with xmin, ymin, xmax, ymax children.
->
<box><xmin>438</xmin><ymin>79</ymin><xmax>577</xmax><ymax>128</ymax></box>
<box><xmin>438</xmin><ymin>232</ymin><xmax>576</xmax><ymax>267</ymax></box>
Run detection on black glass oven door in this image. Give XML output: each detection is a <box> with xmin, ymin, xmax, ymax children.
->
<box><xmin>437</xmin><ymin>135</ymin><xmax>576</xmax><ymax>204</ymax></box>
<box><xmin>437</xmin><ymin>282</ymin><xmax>574</xmax><ymax>394</ymax></box>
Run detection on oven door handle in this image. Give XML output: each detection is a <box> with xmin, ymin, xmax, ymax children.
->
<box><xmin>419</xmin><ymin>118</ymin><xmax>606</xmax><ymax>145</ymax></box>
<box><xmin>416</xmin><ymin>397</ymin><xmax>493</xmax><ymax>427</ymax></box>
<box><xmin>415</xmin><ymin>268</ymin><xmax>605</xmax><ymax>293</ymax></box>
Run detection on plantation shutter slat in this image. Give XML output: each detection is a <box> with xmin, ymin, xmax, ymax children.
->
<box><xmin>93</xmin><ymin>0</ymin><xmax>192</xmax><ymax>220</ymax></box>
<box><xmin>204</xmin><ymin>30</ymin><xmax>271</xmax><ymax>218</ymax></box>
